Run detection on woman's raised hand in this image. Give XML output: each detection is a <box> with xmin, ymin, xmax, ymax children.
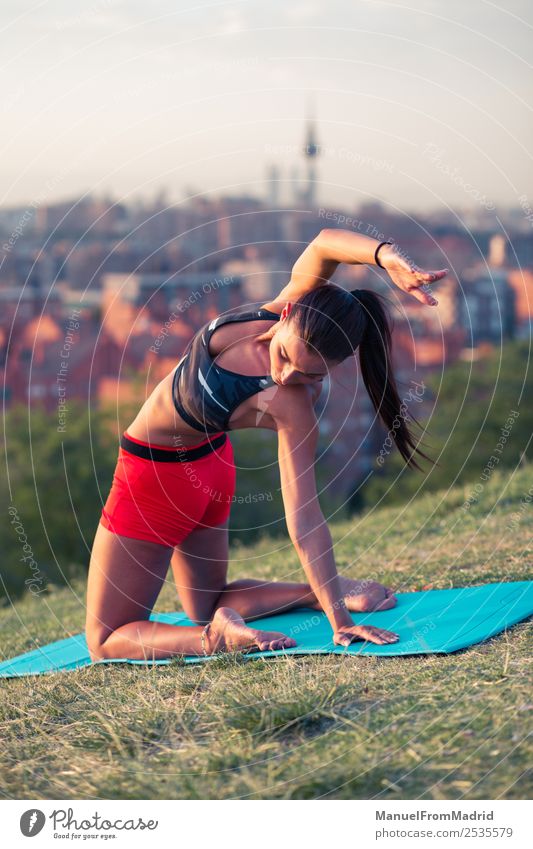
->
<box><xmin>379</xmin><ymin>244</ymin><xmax>449</xmax><ymax>306</ymax></box>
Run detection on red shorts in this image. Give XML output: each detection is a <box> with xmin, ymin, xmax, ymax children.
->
<box><xmin>99</xmin><ymin>430</ymin><xmax>236</xmax><ymax>547</ymax></box>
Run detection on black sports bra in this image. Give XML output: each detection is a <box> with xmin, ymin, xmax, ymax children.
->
<box><xmin>172</xmin><ymin>307</ymin><xmax>280</xmax><ymax>433</ymax></box>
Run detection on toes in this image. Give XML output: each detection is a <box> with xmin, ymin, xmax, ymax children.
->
<box><xmin>280</xmin><ymin>637</ymin><xmax>296</xmax><ymax>649</ymax></box>
<box><xmin>256</xmin><ymin>635</ymin><xmax>296</xmax><ymax>652</ymax></box>
<box><xmin>268</xmin><ymin>637</ymin><xmax>294</xmax><ymax>651</ymax></box>
<box><xmin>375</xmin><ymin>595</ymin><xmax>397</xmax><ymax>610</ymax></box>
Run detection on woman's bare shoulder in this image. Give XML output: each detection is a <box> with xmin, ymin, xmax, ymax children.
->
<box><xmin>266</xmin><ymin>383</ymin><xmax>318</xmax><ymax>430</ymax></box>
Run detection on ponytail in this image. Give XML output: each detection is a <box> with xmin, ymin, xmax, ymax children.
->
<box><xmin>351</xmin><ymin>289</ymin><xmax>436</xmax><ymax>471</ymax></box>
<box><xmin>289</xmin><ymin>284</ymin><xmax>437</xmax><ymax>472</ymax></box>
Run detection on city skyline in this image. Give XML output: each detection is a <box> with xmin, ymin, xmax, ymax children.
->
<box><xmin>2</xmin><ymin>0</ymin><xmax>532</xmax><ymax>214</ymax></box>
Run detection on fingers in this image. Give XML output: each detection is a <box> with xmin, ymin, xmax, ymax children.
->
<box><xmin>336</xmin><ymin>626</ymin><xmax>400</xmax><ymax>647</ymax></box>
<box><xmin>413</xmin><ymin>268</ymin><xmax>448</xmax><ymax>282</ymax></box>
<box><xmin>357</xmin><ymin>626</ymin><xmax>399</xmax><ymax>645</ymax></box>
<box><xmin>407</xmin><ymin>268</ymin><xmax>449</xmax><ymax>306</ymax></box>
<box><xmin>410</xmin><ymin>286</ymin><xmax>439</xmax><ymax>307</ymax></box>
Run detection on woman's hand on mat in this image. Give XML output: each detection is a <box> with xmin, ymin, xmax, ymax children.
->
<box><xmin>333</xmin><ymin>624</ymin><xmax>399</xmax><ymax>647</ymax></box>
<box><xmin>379</xmin><ymin>244</ymin><xmax>448</xmax><ymax>306</ymax></box>
<box><xmin>339</xmin><ymin>577</ymin><xmax>397</xmax><ymax>613</ymax></box>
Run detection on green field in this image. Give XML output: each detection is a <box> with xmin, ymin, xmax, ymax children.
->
<box><xmin>1</xmin><ymin>464</ymin><xmax>531</xmax><ymax>800</ymax></box>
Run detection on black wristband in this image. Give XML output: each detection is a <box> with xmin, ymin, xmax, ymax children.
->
<box><xmin>374</xmin><ymin>240</ymin><xmax>394</xmax><ymax>269</ymax></box>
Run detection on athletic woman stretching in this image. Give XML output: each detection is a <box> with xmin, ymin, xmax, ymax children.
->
<box><xmin>86</xmin><ymin>230</ymin><xmax>448</xmax><ymax>660</ymax></box>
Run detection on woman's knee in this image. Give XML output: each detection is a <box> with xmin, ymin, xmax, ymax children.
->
<box><xmin>85</xmin><ymin>613</ymin><xmax>119</xmax><ymax>661</ymax></box>
<box><xmin>86</xmin><ymin>628</ymin><xmax>112</xmax><ymax>662</ymax></box>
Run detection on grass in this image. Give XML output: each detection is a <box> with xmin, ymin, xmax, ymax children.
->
<box><xmin>0</xmin><ymin>463</ymin><xmax>532</xmax><ymax>800</ymax></box>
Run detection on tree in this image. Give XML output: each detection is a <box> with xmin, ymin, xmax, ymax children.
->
<box><xmin>361</xmin><ymin>340</ymin><xmax>532</xmax><ymax>509</ymax></box>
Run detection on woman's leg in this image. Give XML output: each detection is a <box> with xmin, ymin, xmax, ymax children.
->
<box><xmin>86</xmin><ymin>523</ymin><xmax>295</xmax><ymax>660</ymax></box>
<box><xmin>170</xmin><ymin>520</ymin><xmax>397</xmax><ymax>624</ymax></box>
<box><xmin>216</xmin><ymin>577</ymin><xmax>397</xmax><ymax>617</ymax></box>
<box><xmin>170</xmin><ymin>519</ymin><xmax>312</xmax><ymax>622</ymax></box>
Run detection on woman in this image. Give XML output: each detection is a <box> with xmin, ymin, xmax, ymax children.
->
<box><xmin>86</xmin><ymin>230</ymin><xmax>448</xmax><ymax>660</ymax></box>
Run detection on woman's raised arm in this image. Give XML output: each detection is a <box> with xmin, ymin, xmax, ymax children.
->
<box><xmin>264</xmin><ymin>228</ymin><xmax>449</xmax><ymax>311</ymax></box>
<box><xmin>312</xmin><ymin>229</ymin><xmax>449</xmax><ymax>306</ymax></box>
<box><xmin>269</xmin><ymin>228</ymin><xmax>378</xmax><ymax>306</ymax></box>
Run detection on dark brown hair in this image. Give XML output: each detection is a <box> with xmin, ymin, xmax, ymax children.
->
<box><xmin>288</xmin><ymin>284</ymin><xmax>436</xmax><ymax>471</ymax></box>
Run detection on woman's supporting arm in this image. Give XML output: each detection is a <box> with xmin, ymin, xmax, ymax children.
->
<box><xmin>290</xmin><ymin>512</ymin><xmax>354</xmax><ymax>633</ymax></box>
<box><xmin>274</xmin><ymin>387</ymin><xmax>399</xmax><ymax>645</ymax></box>
<box><xmin>275</xmin><ymin>389</ymin><xmax>348</xmax><ymax>629</ymax></box>
<box><xmin>291</xmin><ymin>521</ymin><xmax>399</xmax><ymax>645</ymax></box>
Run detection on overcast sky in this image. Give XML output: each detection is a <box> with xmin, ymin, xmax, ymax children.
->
<box><xmin>1</xmin><ymin>0</ymin><xmax>531</xmax><ymax>214</ymax></box>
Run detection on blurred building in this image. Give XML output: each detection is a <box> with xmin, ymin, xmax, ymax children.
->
<box><xmin>100</xmin><ymin>270</ymin><xmax>244</xmax><ymax>342</ymax></box>
<box><xmin>456</xmin><ymin>235</ymin><xmax>518</xmax><ymax>347</ymax></box>
<box><xmin>220</xmin><ymin>256</ymin><xmax>289</xmax><ymax>303</ymax></box>
<box><xmin>506</xmin><ymin>268</ymin><xmax>533</xmax><ymax>340</ymax></box>
<box><xmin>34</xmin><ymin>195</ymin><xmax>128</xmax><ymax>239</ymax></box>
<box><xmin>1</xmin><ymin>184</ymin><xmax>531</xmax><ymax>498</ymax></box>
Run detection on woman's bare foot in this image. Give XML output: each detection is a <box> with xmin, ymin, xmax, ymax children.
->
<box><xmin>339</xmin><ymin>577</ymin><xmax>397</xmax><ymax>612</ymax></box>
<box><xmin>308</xmin><ymin>578</ymin><xmax>398</xmax><ymax>613</ymax></box>
<box><xmin>205</xmin><ymin>607</ymin><xmax>297</xmax><ymax>654</ymax></box>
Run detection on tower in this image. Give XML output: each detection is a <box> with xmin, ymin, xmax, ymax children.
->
<box><xmin>300</xmin><ymin>96</ymin><xmax>320</xmax><ymax>207</ymax></box>
<box><xmin>266</xmin><ymin>163</ymin><xmax>281</xmax><ymax>207</ymax></box>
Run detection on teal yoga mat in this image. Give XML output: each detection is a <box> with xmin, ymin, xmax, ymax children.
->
<box><xmin>1</xmin><ymin>581</ymin><xmax>532</xmax><ymax>678</ymax></box>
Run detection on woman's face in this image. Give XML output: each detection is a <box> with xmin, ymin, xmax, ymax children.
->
<box><xmin>269</xmin><ymin>305</ymin><xmax>330</xmax><ymax>386</ymax></box>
